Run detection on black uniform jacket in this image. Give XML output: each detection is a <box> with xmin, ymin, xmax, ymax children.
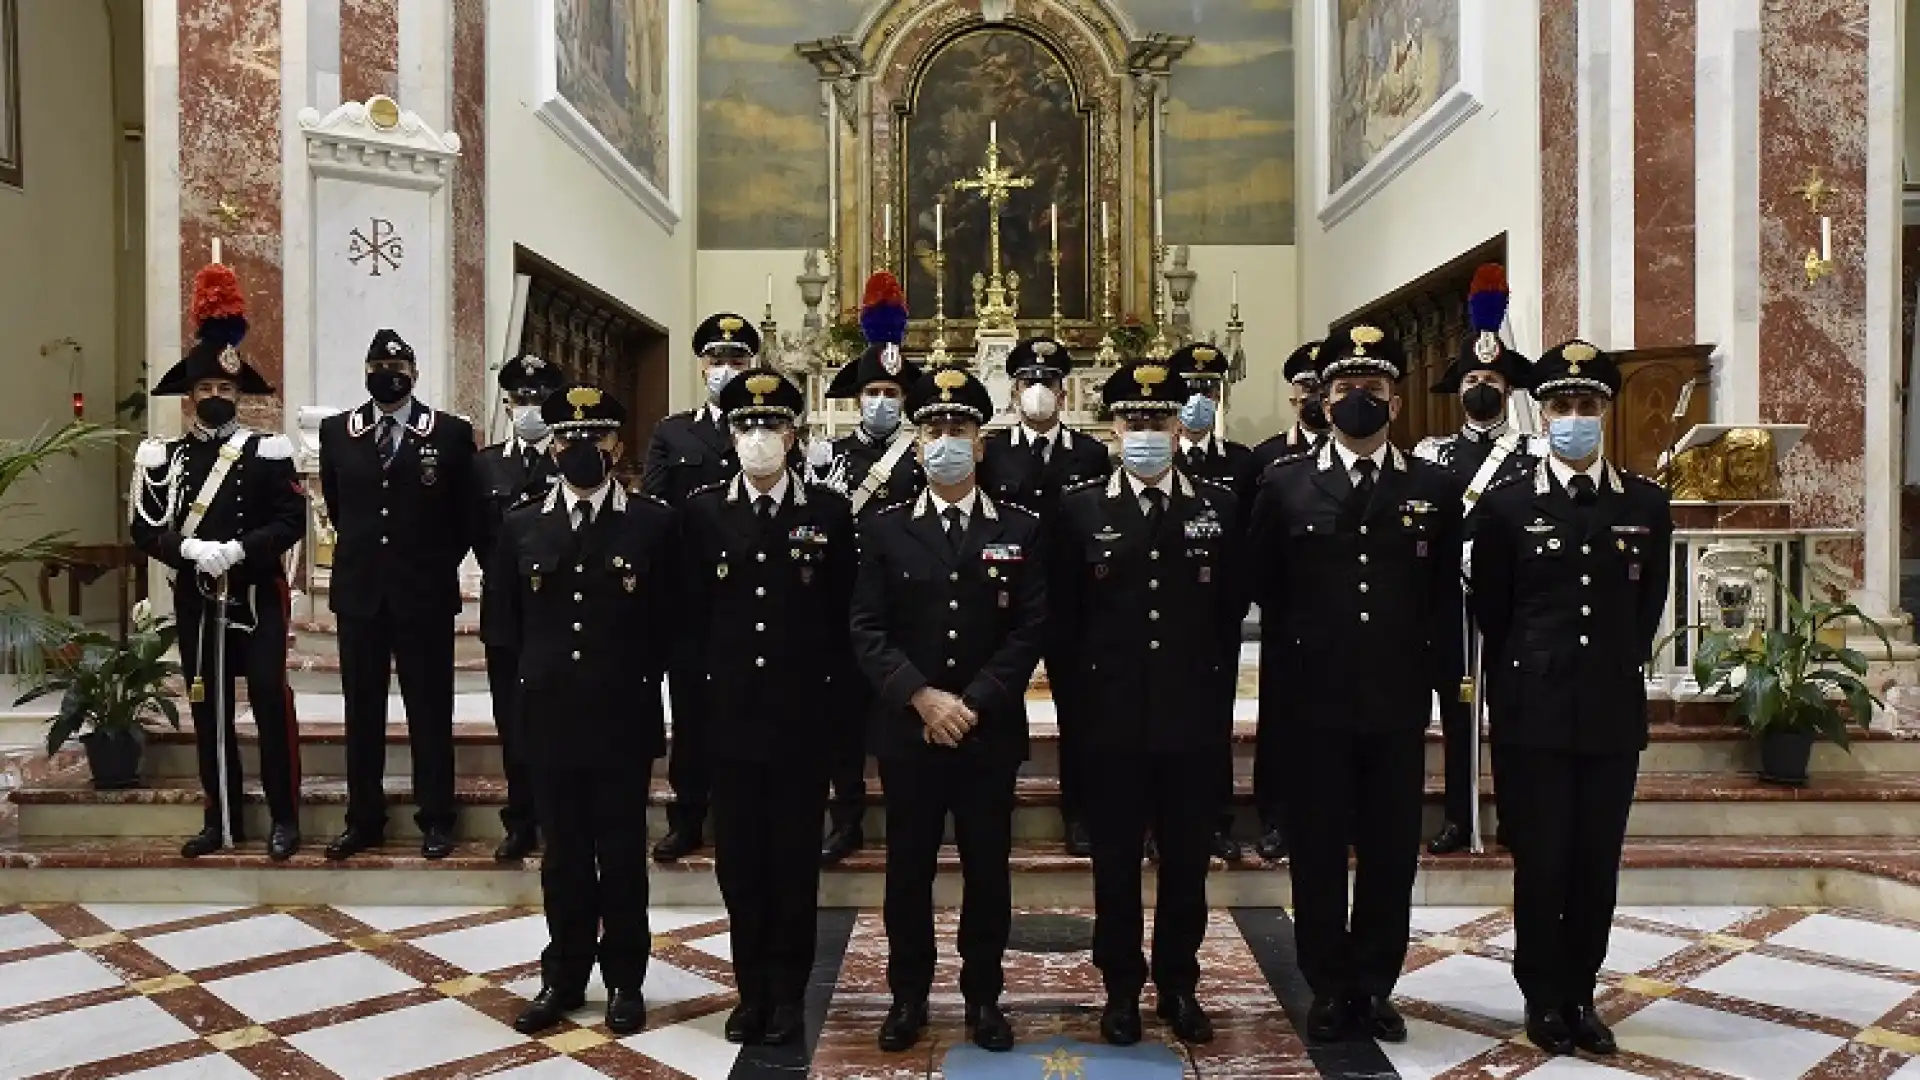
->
<box><xmin>679</xmin><ymin>471</ymin><xmax>859</xmax><ymax>765</ymax></box>
<box><xmin>849</xmin><ymin>490</ymin><xmax>1048</xmax><ymax>766</ymax></box>
<box><xmin>1413</xmin><ymin>425</ymin><xmax>1546</xmax><ymax>535</ymax></box>
<box><xmin>820</xmin><ymin>427</ymin><xmax>927</xmax><ymax>521</ymax></box>
<box><xmin>978</xmin><ymin>424</ymin><xmax>1112</xmax><ymax>519</ymax></box>
<box><xmin>483</xmin><ymin>483</ymin><xmax>681</xmax><ymax>769</ymax></box>
<box><xmin>1250</xmin><ymin>425</ymin><xmax>1325</xmax><ymax>475</ymax></box>
<box><xmin>642</xmin><ymin>406</ymin><xmax>737</xmax><ymax>507</ymax></box>
<box><xmin>129</xmin><ymin>430</ymin><xmax>307</xmax><ymax>597</ymax></box>
<box><xmin>475</xmin><ymin>437</ymin><xmax>559</xmax><ymax>641</ymax></box>
<box><xmin>1177</xmin><ymin>432</ymin><xmax>1258</xmax><ymax>512</ymax></box>
<box><xmin>1469</xmin><ymin>460</ymin><xmax>1673</xmax><ymax>754</ymax></box>
<box><xmin>1249</xmin><ymin>441</ymin><xmax>1466</xmax><ymax>735</ymax></box>
<box><xmin>1049</xmin><ymin>469</ymin><xmax>1247</xmax><ymax>756</ymax></box>
<box><xmin>319</xmin><ymin>401</ymin><xmax>477</xmax><ymax>619</ymax></box>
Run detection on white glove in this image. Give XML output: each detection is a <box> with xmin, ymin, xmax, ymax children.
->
<box><xmin>179</xmin><ymin>538</ymin><xmax>212</xmax><ymax>564</ymax></box>
<box><xmin>221</xmin><ymin>540</ymin><xmax>246</xmax><ymax>569</ymax></box>
<box><xmin>196</xmin><ymin>541</ymin><xmax>244</xmax><ymax>577</ymax></box>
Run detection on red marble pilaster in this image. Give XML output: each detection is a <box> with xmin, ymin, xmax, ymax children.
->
<box><xmin>339</xmin><ymin>0</ymin><xmax>399</xmax><ymax>105</ymax></box>
<box><xmin>1539</xmin><ymin>0</ymin><xmax>1580</xmax><ymax>346</ymax></box>
<box><xmin>1757</xmin><ymin>0</ymin><xmax>1869</xmax><ymax>540</ymax></box>
<box><xmin>1633</xmin><ymin>0</ymin><xmax>1698</xmax><ymax>347</ymax></box>
<box><xmin>1902</xmin><ymin>225</ymin><xmax>1920</xmax><ymax>380</ymax></box>
<box><xmin>178</xmin><ymin>0</ymin><xmax>285</xmax><ymax>430</ymax></box>
<box><xmin>452</xmin><ymin>0</ymin><xmax>488</xmax><ymax>424</ymax></box>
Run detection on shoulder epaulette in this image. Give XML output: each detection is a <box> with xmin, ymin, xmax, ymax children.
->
<box><xmin>1482</xmin><ymin>472</ymin><xmax>1528</xmax><ymax>495</ymax></box>
<box><xmin>507</xmin><ymin>489</ymin><xmax>546</xmax><ymax>513</ymax></box>
<box><xmin>998</xmin><ymin>500</ymin><xmax>1039</xmax><ymax>518</ymax></box>
<box><xmin>253</xmin><ymin>433</ymin><xmax>295</xmax><ymax>461</ymax></box>
<box><xmin>133</xmin><ymin>437</ymin><xmax>170</xmax><ymax>469</ymax></box>
<box><xmin>872</xmin><ymin>497</ymin><xmax>913</xmax><ymax>516</ymax></box>
<box><xmin>1192</xmin><ymin>475</ymin><xmax>1233</xmax><ymax>494</ymax></box>
<box><xmin>689</xmin><ymin>479</ymin><xmax>728</xmax><ymax>498</ymax></box>
<box><xmin>634</xmin><ymin>489</ymin><xmax>672</xmax><ymax>508</ymax></box>
<box><xmin>1063</xmin><ymin>477</ymin><xmax>1103</xmax><ymax>494</ymax></box>
<box><xmin>1268</xmin><ymin>450</ymin><xmax>1313</xmax><ymax>469</ymax></box>
<box><xmin>1621</xmin><ymin>469</ymin><xmax>1662</xmax><ymax>490</ymax></box>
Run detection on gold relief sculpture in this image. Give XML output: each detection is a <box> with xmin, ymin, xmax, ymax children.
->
<box><xmin>1666</xmin><ymin>428</ymin><xmax>1779</xmax><ymax>501</ymax></box>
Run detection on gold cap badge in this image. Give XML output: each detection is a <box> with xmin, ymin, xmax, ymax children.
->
<box><xmin>744</xmin><ymin>373</ymin><xmax>780</xmax><ymax>404</ymax></box>
<box><xmin>1350</xmin><ymin>325</ymin><xmax>1384</xmax><ymax>357</ymax></box>
<box><xmin>934</xmin><ymin>367</ymin><xmax>968</xmax><ymax>402</ymax></box>
<box><xmin>1032</xmin><ymin>340</ymin><xmax>1058</xmax><ymax>358</ymax></box>
<box><xmin>718</xmin><ymin>316</ymin><xmax>743</xmax><ymax>341</ymax></box>
<box><xmin>565</xmin><ymin>386</ymin><xmax>602</xmax><ymax>420</ymax></box>
<box><xmin>219</xmin><ymin>346</ymin><xmax>242</xmax><ymax>375</ymax></box>
<box><xmin>1564</xmin><ymin>341</ymin><xmax>1597</xmax><ymax>375</ymax></box>
<box><xmin>1192</xmin><ymin>346</ymin><xmax>1218</xmax><ymax>369</ymax></box>
<box><xmin>1473</xmin><ymin>331</ymin><xmax>1500</xmax><ymax>364</ymax></box>
<box><xmin>1134</xmin><ymin>364</ymin><xmax>1168</xmax><ymax>396</ymax></box>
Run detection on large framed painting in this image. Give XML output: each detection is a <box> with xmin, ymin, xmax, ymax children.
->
<box><xmin>534</xmin><ymin>0</ymin><xmax>680</xmax><ymax>229</ymax></box>
<box><xmin>1314</xmin><ymin>0</ymin><xmax>1483</xmax><ymax>227</ymax></box>
<box><xmin>0</xmin><ymin>0</ymin><xmax>20</xmax><ymax>190</ymax></box>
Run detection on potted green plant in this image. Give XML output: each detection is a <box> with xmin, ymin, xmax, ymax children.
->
<box><xmin>1690</xmin><ymin>594</ymin><xmax>1893</xmax><ymax>785</ymax></box>
<box><xmin>0</xmin><ymin>421</ymin><xmax>125</xmax><ymax>687</ymax></box>
<box><xmin>15</xmin><ymin>601</ymin><xmax>183</xmax><ymax>789</ymax></box>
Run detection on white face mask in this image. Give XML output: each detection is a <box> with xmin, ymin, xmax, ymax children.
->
<box><xmin>735</xmin><ymin>429</ymin><xmax>787</xmax><ymax>478</ymax></box>
<box><xmin>1018</xmin><ymin>383</ymin><xmax>1059</xmax><ymax>422</ymax></box>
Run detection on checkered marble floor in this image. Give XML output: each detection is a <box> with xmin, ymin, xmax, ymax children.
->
<box><xmin>7</xmin><ymin>904</ymin><xmax>1920</xmax><ymax>1078</ymax></box>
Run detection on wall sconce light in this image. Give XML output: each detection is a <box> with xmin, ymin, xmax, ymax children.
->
<box><xmin>40</xmin><ymin>337</ymin><xmax>84</xmax><ymax>417</ymax></box>
<box><xmin>1794</xmin><ymin>168</ymin><xmax>1834</xmax><ymax>286</ymax></box>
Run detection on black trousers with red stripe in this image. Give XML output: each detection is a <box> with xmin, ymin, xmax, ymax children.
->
<box><xmin>176</xmin><ymin>580</ymin><xmax>301</xmax><ymax>836</ymax></box>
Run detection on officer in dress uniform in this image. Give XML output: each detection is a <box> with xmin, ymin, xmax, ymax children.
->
<box><xmin>977</xmin><ymin>336</ymin><xmax>1111</xmax><ymax>858</ymax></box>
<box><xmin>643</xmin><ymin>313</ymin><xmax>758</xmax><ymax>862</ymax></box>
<box><xmin>1249</xmin><ymin>340</ymin><xmax>1331</xmax><ymax>862</ymax></box>
<box><xmin>1411</xmin><ymin>265</ymin><xmax>1546</xmax><ymax>856</ymax></box>
<box><xmin>816</xmin><ymin>273</ymin><xmax>925</xmax><ymax>865</ymax></box>
<box><xmin>1250</xmin><ymin>341</ymin><xmax>1331</xmax><ymax>474</ymax></box>
<box><xmin>488</xmin><ymin>385</ymin><xmax>678</xmax><ymax>1038</ymax></box>
<box><xmin>1051</xmin><ymin>355</ymin><xmax>1246</xmax><ymax>1047</ymax></box>
<box><xmin>1248</xmin><ymin>324</ymin><xmax>1465</xmax><ymax>1045</ymax></box>
<box><xmin>1469</xmin><ymin>342</ymin><xmax>1671</xmax><ymax>1058</ymax></box>
<box><xmin>682</xmin><ymin>369</ymin><xmax>857</xmax><ymax>1047</ymax></box>
<box><xmin>851</xmin><ymin>364</ymin><xmax>1047</xmax><ymax>1055</ymax></box>
<box><xmin>318</xmin><ymin>329</ymin><xmax>477</xmax><ymax>861</ymax></box>
<box><xmin>475</xmin><ymin>353</ymin><xmax>564</xmax><ymax>862</ymax></box>
<box><xmin>129</xmin><ymin>261</ymin><xmax>306</xmax><ymax>861</ymax></box>
<box><xmin>1165</xmin><ymin>342</ymin><xmax>1255</xmax><ymax>863</ymax></box>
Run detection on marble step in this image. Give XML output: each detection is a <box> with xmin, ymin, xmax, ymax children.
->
<box><xmin>3</xmin><ymin>835</ymin><xmax>1918</xmax><ymax>914</ymax></box>
<box><xmin>290</xmin><ymin>617</ymin><xmax>487</xmax><ymax>664</ymax></box>
<box><xmin>19</xmin><ymin>770</ymin><xmax>1920</xmax><ymax>844</ymax></box>
<box><xmin>128</xmin><ymin>719</ymin><xmax>1920</xmax><ymax>782</ymax></box>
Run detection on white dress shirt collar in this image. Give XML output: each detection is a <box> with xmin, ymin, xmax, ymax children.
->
<box><xmin>562</xmin><ymin>482</ymin><xmax>611</xmax><ymax>523</ymax></box>
<box><xmin>928</xmin><ymin>486</ymin><xmax>980</xmax><ymax>521</ymax></box>
<box><xmin>742</xmin><ymin>469</ymin><xmax>791</xmax><ymax>508</ymax></box>
<box><xmin>1332</xmin><ymin>440</ymin><xmax>1389</xmax><ymax>480</ymax></box>
<box><xmin>1548</xmin><ymin>454</ymin><xmax>1605</xmax><ymax>492</ymax></box>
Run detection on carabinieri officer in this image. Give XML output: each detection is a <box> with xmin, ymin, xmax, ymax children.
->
<box><xmin>682</xmin><ymin>369</ymin><xmax>857</xmax><ymax>1047</ymax></box>
<box><xmin>488</xmin><ymin>385</ymin><xmax>679</xmax><ymax>1038</ymax></box>
<box><xmin>129</xmin><ymin>258</ymin><xmax>306</xmax><ymax>861</ymax></box>
<box><xmin>1051</xmin><ymin>355</ymin><xmax>1246</xmax><ymax>1047</ymax></box>
<box><xmin>851</xmin><ymin>364</ymin><xmax>1047</xmax><ymax>1055</ymax></box>
<box><xmin>1469</xmin><ymin>341</ymin><xmax>1671</xmax><ymax>1058</ymax></box>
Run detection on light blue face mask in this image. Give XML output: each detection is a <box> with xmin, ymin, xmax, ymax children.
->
<box><xmin>1121</xmin><ymin>429</ymin><xmax>1174</xmax><ymax>477</ymax></box>
<box><xmin>511</xmin><ymin>408</ymin><xmax>550</xmax><ymax>444</ymax></box>
<box><xmin>861</xmin><ymin>393</ymin><xmax>903</xmax><ymax>435</ymax></box>
<box><xmin>1179</xmin><ymin>393</ymin><xmax>1217</xmax><ymax>432</ymax></box>
<box><xmin>922</xmin><ymin>435</ymin><xmax>976</xmax><ymax>485</ymax></box>
<box><xmin>1549</xmin><ymin>414</ymin><xmax>1604</xmax><ymax>460</ymax></box>
<box><xmin>705</xmin><ymin>364</ymin><xmax>737</xmax><ymax>401</ymax></box>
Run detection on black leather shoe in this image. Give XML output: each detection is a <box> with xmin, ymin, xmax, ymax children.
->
<box><xmin>1210</xmin><ymin>830</ymin><xmax>1243</xmax><ymax>862</ymax></box>
<box><xmin>1100</xmin><ymin>997</ymin><xmax>1142</xmax><ymax>1045</ymax></box>
<box><xmin>605</xmin><ymin>988</ymin><xmax>646</xmax><ymax>1034</ymax></box>
<box><xmin>820</xmin><ymin>824</ymin><xmax>863</xmax><ymax>866</ymax></box>
<box><xmin>513</xmin><ymin>987</ymin><xmax>584</xmax><ymax>1034</ymax></box>
<box><xmin>652</xmin><ymin>828</ymin><xmax>702</xmax><ymax>863</ymax></box>
<box><xmin>877</xmin><ymin>1000</ymin><xmax>928</xmax><ymax>1052</ymax></box>
<box><xmin>495</xmin><ymin>828</ymin><xmax>538</xmax><ymax>862</ymax></box>
<box><xmin>1306</xmin><ymin>996</ymin><xmax>1352</xmax><ymax>1043</ymax></box>
<box><xmin>267</xmin><ymin>823</ymin><xmax>301</xmax><ymax>862</ymax></box>
<box><xmin>761</xmin><ymin>1003</ymin><xmax>804</xmax><ymax>1046</ymax></box>
<box><xmin>1157</xmin><ymin>992</ymin><xmax>1214</xmax><ymax>1044</ymax></box>
<box><xmin>1255</xmin><ymin>826</ymin><xmax>1287</xmax><ymax>861</ymax></box>
<box><xmin>420</xmin><ymin>828</ymin><xmax>455</xmax><ymax>861</ymax></box>
<box><xmin>1426</xmin><ymin>822</ymin><xmax>1471</xmax><ymax>855</ymax></box>
<box><xmin>324</xmin><ymin>827</ymin><xmax>382</xmax><ymax>861</ymax></box>
<box><xmin>967</xmin><ymin>1002</ymin><xmax>1015</xmax><ymax>1051</ymax></box>
<box><xmin>724</xmin><ymin>1001</ymin><xmax>765</xmax><ymax>1044</ymax></box>
<box><xmin>180</xmin><ymin>827</ymin><xmax>226</xmax><ymax>859</ymax></box>
<box><xmin>1353</xmin><ymin>995</ymin><xmax>1406</xmax><ymax>1043</ymax></box>
<box><xmin>1064</xmin><ymin>821</ymin><xmax>1093</xmax><ymax>858</ymax></box>
<box><xmin>1569</xmin><ymin>1005</ymin><xmax>1617</xmax><ymax>1055</ymax></box>
<box><xmin>1526</xmin><ymin>1005</ymin><xmax>1576</xmax><ymax>1055</ymax></box>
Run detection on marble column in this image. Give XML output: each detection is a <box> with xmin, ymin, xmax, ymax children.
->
<box><xmin>1539</xmin><ymin>0</ymin><xmax>1579</xmax><ymax>347</ymax></box>
<box><xmin>339</xmin><ymin>0</ymin><xmax>398</xmax><ymax>104</ymax></box>
<box><xmin>1633</xmin><ymin>0</ymin><xmax>1698</xmax><ymax>348</ymax></box>
<box><xmin>451</xmin><ymin>0</ymin><xmax>487</xmax><ymax>426</ymax></box>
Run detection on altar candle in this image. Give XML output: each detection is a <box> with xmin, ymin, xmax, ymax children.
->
<box><xmin>935</xmin><ymin>201</ymin><xmax>943</xmax><ymax>250</ymax></box>
<box><xmin>1050</xmin><ymin>203</ymin><xmax>1058</xmax><ymax>250</ymax></box>
<box><xmin>1101</xmin><ymin>201</ymin><xmax>1109</xmax><ymax>244</ymax></box>
<box><xmin>1155</xmin><ymin>198</ymin><xmax>1164</xmax><ymax>240</ymax></box>
<box><xmin>990</xmin><ymin>120</ymin><xmax>997</xmax><ymax>147</ymax></box>
<box><xmin>1232</xmin><ymin>271</ymin><xmax>1239</xmax><ymax>305</ymax></box>
<box><xmin>212</xmin><ymin>237</ymin><xmax>222</xmax><ymax>265</ymax></box>
<box><xmin>765</xmin><ymin>274</ymin><xmax>773</xmax><ymax>307</ymax></box>
<box><xmin>883</xmin><ymin>203</ymin><xmax>891</xmax><ymax>249</ymax></box>
<box><xmin>1821</xmin><ymin>216</ymin><xmax>1832</xmax><ymax>261</ymax></box>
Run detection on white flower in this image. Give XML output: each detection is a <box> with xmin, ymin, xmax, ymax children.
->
<box><xmin>130</xmin><ymin>599</ymin><xmax>154</xmax><ymax>631</ymax></box>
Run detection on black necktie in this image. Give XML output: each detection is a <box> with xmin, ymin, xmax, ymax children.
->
<box><xmin>1030</xmin><ymin>436</ymin><xmax>1048</xmax><ymax>464</ymax></box>
<box><xmin>1570</xmin><ymin>474</ymin><xmax>1598</xmax><ymax>507</ymax></box>
<box><xmin>943</xmin><ymin>506</ymin><xmax>965</xmax><ymax>554</ymax></box>
<box><xmin>1353</xmin><ymin>457</ymin><xmax>1377</xmax><ymax>500</ymax></box>
<box><xmin>1142</xmin><ymin>487</ymin><xmax>1167</xmax><ymax>533</ymax></box>
<box><xmin>756</xmin><ymin>495</ymin><xmax>775</xmax><ymax>521</ymax></box>
<box><xmin>378</xmin><ymin>417</ymin><xmax>400</xmax><ymax>469</ymax></box>
<box><xmin>1187</xmin><ymin>446</ymin><xmax>1206</xmax><ymax>470</ymax></box>
<box><xmin>573</xmin><ymin>500</ymin><xmax>593</xmax><ymax>531</ymax></box>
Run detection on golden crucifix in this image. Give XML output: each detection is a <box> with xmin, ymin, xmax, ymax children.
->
<box><xmin>952</xmin><ymin>121</ymin><xmax>1033</xmax><ymax>334</ymax></box>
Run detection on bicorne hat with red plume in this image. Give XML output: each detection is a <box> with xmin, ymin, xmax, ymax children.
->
<box><xmin>827</xmin><ymin>271</ymin><xmax>923</xmax><ymax>398</ymax></box>
<box><xmin>1430</xmin><ymin>263</ymin><xmax>1531</xmax><ymax>394</ymax></box>
<box><xmin>151</xmin><ymin>261</ymin><xmax>274</xmax><ymax>396</ymax></box>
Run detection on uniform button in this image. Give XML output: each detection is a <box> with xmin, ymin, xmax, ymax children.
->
<box><xmin>1360</xmin><ymin>612</ymin><xmax>1371</xmax><ymax>623</ymax></box>
<box><xmin>570</xmin><ymin>650</ymin><xmax>581</xmax><ymax>660</ymax></box>
<box><xmin>757</xmin><ymin>552</ymin><xmax>767</xmax><ymax>563</ymax></box>
<box><xmin>1149</xmin><ymin>550</ymin><xmax>1160</xmax><ymax>560</ymax></box>
<box><xmin>1581</xmin><ymin>575</ymin><xmax>1592</xmax><ymax>586</ymax></box>
<box><xmin>575</xmin><ymin>565</ymin><xmax>584</xmax><ymax>573</ymax></box>
<box><xmin>1150</xmin><ymin>640</ymin><xmax>1161</xmax><ymax>650</ymax></box>
<box><xmin>948</xmin><ymin>629</ymin><xmax>958</xmax><ymax>639</ymax></box>
<box><xmin>1359</xmin><ymin>525</ymin><xmax>1369</xmax><ymax>535</ymax></box>
<box><xmin>949</xmin><ymin>601</ymin><xmax>960</xmax><ymax>610</ymax></box>
<box><xmin>1579</xmin><ymin>635</ymin><xmax>1590</xmax><ymax>646</ymax></box>
<box><xmin>572</xmin><ymin>622</ymin><xmax>581</xmax><ymax>631</ymax></box>
<box><xmin>1359</xmin><ymin>583</ymin><xmax>1369</xmax><ymax>593</ymax></box>
<box><xmin>574</xmin><ymin>592</ymin><xmax>583</xmax><ymax>602</ymax></box>
<box><xmin>950</xmin><ymin>572</ymin><xmax>960</xmax><ymax>582</ymax></box>
<box><xmin>1581</xmin><ymin>544</ymin><xmax>1591</xmax><ymax>555</ymax></box>
<box><xmin>755</xmin><ymin>586</ymin><xmax>766</xmax><ymax>597</ymax></box>
<box><xmin>755</xmin><ymin>657</ymin><xmax>766</xmax><ymax>668</ymax></box>
<box><xmin>1514</xmin><ymin>659</ymin><xmax>1521</xmax><ymax>668</ymax></box>
<box><xmin>1581</xmin><ymin>606</ymin><xmax>1591</xmax><ymax>616</ymax></box>
<box><xmin>382</xmin><ymin>480</ymin><xmax>390</xmax><ymax>489</ymax></box>
<box><xmin>1148</xmin><ymin>580</ymin><xmax>1159</xmax><ymax>590</ymax></box>
<box><xmin>380</xmin><ymin>536</ymin><xmax>389</xmax><ymax>545</ymax></box>
<box><xmin>946</xmin><ymin>658</ymin><xmax>957</xmax><ymax>668</ymax></box>
<box><xmin>379</xmin><ymin>508</ymin><xmax>389</xmax><ymax>517</ymax></box>
<box><xmin>755</xmin><ymin>622</ymin><xmax>765</xmax><ymax>632</ymax></box>
<box><xmin>1359</xmin><ymin>554</ymin><xmax>1369</xmax><ymax>565</ymax></box>
<box><xmin>1149</xmin><ymin>610</ymin><xmax>1160</xmax><ymax>621</ymax></box>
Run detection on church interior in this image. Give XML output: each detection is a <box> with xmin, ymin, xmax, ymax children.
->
<box><xmin>5</xmin><ymin>0</ymin><xmax>1920</xmax><ymax>1077</ymax></box>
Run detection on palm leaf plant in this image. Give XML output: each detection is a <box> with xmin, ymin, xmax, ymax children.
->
<box><xmin>15</xmin><ymin>603</ymin><xmax>183</xmax><ymax>787</ymax></box>
<box><xmin>0</xmin><ymin>421</ymin><xmax>125</xmax><ymax>682</ymax></box>
<box><xmin>1690</xmin><ymin>593</ymin><xmax>1893</xmax><ymax>783</ymax></box>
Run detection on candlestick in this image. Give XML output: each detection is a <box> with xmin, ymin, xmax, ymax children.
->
<box><xmin>1821</xmin><ymin>216</ymin><xmax>1832</xmax><ymax>262</ymax></box>
<box><xmin>212</xmin><ymin>237</ymin><xmax>222</xmax><ymax>265</ymax></box>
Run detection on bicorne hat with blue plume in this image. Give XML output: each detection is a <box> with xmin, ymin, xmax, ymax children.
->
<box><xmin>827</xmin><ymin>271</ymin><xmax>924</xmax><ymax>398</ymax></box>
<box><xmin>1430</xmin><ymin>263</ymin><xmax>1532</xmax><ymax>395</ymax></box>
<box><xmin>151</xmin><ymin>261</ymin><xmax>275</xmax><ymax>396</ymax></box>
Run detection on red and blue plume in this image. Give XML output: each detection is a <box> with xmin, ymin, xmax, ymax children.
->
<box><xmin>859</xmin><ymin>271</ymin><xmax>908</xmax><ymax>346</ymax></box>
<box><xmin>1466</xmin><ymin>263</ymin><xmax>1509</xmax><ymax>335</ymax></box>
<box><xmin>190</xmin><ymin>263</ymin><xmax>249</xmax><ymax>349</ymax></box>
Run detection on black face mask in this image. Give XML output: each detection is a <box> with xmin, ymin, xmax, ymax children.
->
<box><xmin>556</xmin><ymin>441</ymin><xmax>611</xmax><ymax>489</ymax></box>
<box><xmin>194</xmin><ymin>395</ymin><xmax>237</xmax><ymax>429</ymax></box>
<box><xmin>1330</xmin><ymin>389</ymin><xmax>1391</xmax><ymax>439</ymax></box>
<box><xmin>367</xmin><ymin>369</ymin><xmax>414</xmax><ymax>405</ymax></box>
<box><xmin>1462</xmin><ymin>383</ymin><xmax>1506</xmax><ymax>423</ymax></box>
<box><xmin>1299</xmin><ymin>396</ymin><xmax>1329</xmax><ymax>433</ymax></box>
